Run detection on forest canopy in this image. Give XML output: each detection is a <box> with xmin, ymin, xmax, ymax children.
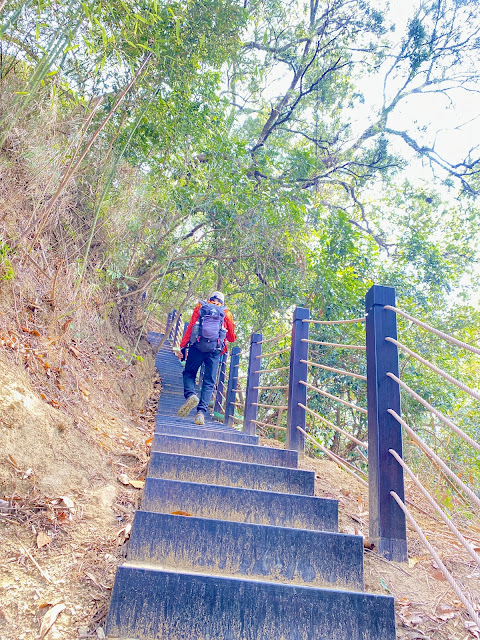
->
<box><xmin>1</xmin><ymin>0</ymin><xmax>480</xmax><ymax>339</ymax></box>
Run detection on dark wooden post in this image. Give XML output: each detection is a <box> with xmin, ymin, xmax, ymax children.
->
<box><xmin>286</xmin><ymin>307</ymin><xmax>310</xmax><ymax>453</ymax></box>
<box><xmin>173</xmin><ymin>314</ymin><xmax>182</xmax><ymax>346</ymax></box>
<box><xmin>224</xmin><ymin>346</ymin><xmax>240</xmax><ymax>427</ymax></box>
<box><xmin>243</xmin><ymin>333</ymin><xmax>262</xmax><ymax>435</ymax></box>
<box><xmin>365</xmin><ymin>285</ymin><xmax>407</xmax><ymax>562</ymax></box>
<box><xmin>166</xmin><ymin>312</ymin><xmax>173</xmax><ymax>338</ymax></box>
<box><xmin>214</xmin><ymin>353</ymin><xmax>228</xmax><ymax>416</ymax></box>
<box><xmin>168</xmin><ymin>309</ymin><xmax>177</xmax><ymax>339</ymax></box>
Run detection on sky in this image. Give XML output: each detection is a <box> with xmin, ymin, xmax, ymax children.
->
<box><xmin>376</xmin><ymin>0</ymin><xmax>480</xmax><ymax>165</ymax></box>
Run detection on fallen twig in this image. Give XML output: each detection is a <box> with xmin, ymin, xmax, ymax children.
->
<box><xmin>18</xmin><ymin>542</ymin><xmax>54</xmax><ymax>583</ymax></box>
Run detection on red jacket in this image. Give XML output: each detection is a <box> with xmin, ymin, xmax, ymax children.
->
<box><xmin>180</xmin><ymin>301</ymin><xmax>236</xmax><ymax>355</ymax></box>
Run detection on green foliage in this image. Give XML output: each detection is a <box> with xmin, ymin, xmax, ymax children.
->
<box><xmin>116</xmin><ymin>346</ymin><xmax>144</xmax><ymax>363</ymax></box>
<box><xmin>0</xmin><ymin>239</ymin><xmax>15</xmax><ymax>281</ymax></box>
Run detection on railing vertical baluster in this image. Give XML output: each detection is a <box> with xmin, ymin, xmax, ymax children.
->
<box><xmin>243</xmin><ymin>333</ymin><xmax>262</xmax><ymax>435</ymax></box>
<box><xmin>214</xmin><ymin>353</ymin><xmax>227</xmax><ymax>417</ymax></box>
<box><xmin>365</xmin><ymin>285</ymin><xmax>407</xmax><ymax>561</ymax></box>
<box><xmin>224</xmin><ymin>346</ymin><xmax>241</xmax><ymax>427</ymax></box>
<box><xmin>286</xmin><ymin>307</ymin><xmax>310</xmax><ymax>453</ymax></box>
<box><xmin>173</xmin><ymin>314</ymin><xmax>182</xmax><ymax>347</ymax></box>
<box><xmin>168</xmin><ymin>309</ymin><xmax>177</xmax><ymax>339</ymax></box>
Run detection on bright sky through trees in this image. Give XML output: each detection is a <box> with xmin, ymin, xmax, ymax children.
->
<box><xmin>385</xmin><ymin>1</ymin><xmax>480</xmax><ymax>164</ymax></box>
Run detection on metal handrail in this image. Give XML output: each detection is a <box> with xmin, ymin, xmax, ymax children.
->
<box><xmin>303</xmin><ymin>317</ymin><xmax>366</xmax><ymax>325</ymax></box>
<box><xmin>390</xmin><ymin>490</ymin><xmax>480</xmax><ymax>628</ymax></box>
<box><xmin>256</xmin><ymin>347</ymin><xmax>290</xmax><ymax>359</ymax></box>
<box><xmin>385</xmin><ymin>305</ymin><xmax>480</xmax><ymax>356</ymax></box>
<box><xmin>254</xmin><ymin>366</ymin><xmax>290</xmax><ymax>375</ymax></box>
<box><xmin>257</xmin><ymin>331</ymin><xmax>291</xmax><ymax>345</ymax></box>
<box><xmin>298</xmin><ymin>403</ymin><xmax>368</xmax><ymax>448</ymax></box>
<box><xmin>389</xmin><ymin>449</ymin><xmax>480</xmax><ymax>568</ymax></box>
<box><xmin>296</xmin><ymin>426</ymin><xmax>368</xmax><ymax>488</ymax></box>
<box><xmin>388</xmin><ymin>409</ymin><xmax>480</xmax><ymax>510</ymax></box>
<box><xmin>387</xmin><ymin>372</ymin><xmax>480</xmax><ymax>454</ymax></box>
<box><xmin>252</xmin><ymin>419</ymin><xmax>287</xmax><ymax>431</ymax></box>
<box><xmin>302</xmin><ymin>339</ymin><xmax>366</xmax><ymax>350</ymax></box>
<box><xmin>252</xmin><ymin>402</ymin><xmax>288</xmax><ymax>410</ymax></box>
<box><xmin>386</xmin><ymin>337</ymin><xmax>480</xmax><ymax>401</ymax></box>
<box><xmin>300</xmin><ymin>359</ymin><xmax>367</xmax><ymax>381</ymax></box>
<box><xmin>327</xmin><ymin>449</ymin><xmax>368</xmax><ymax>478</ymax></box>
<box><xmin>254</xmin><ymin>385</ymin><xmax>289</xmax><ymax>390</ymax></box>
<box><xmin>299</xmin><ymin>381</ymin><xmax>368</xmax><ymax>414</ymax></box>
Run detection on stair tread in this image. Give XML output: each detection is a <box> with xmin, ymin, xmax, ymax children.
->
<box><xmin>127</xmin><ymin>511</ymin><xmax>363</xmax><ymax>590</ymax></box>
<box><xmin>106</xmin><ymin>565</ymin><xmax>396</xmax><ymax>640</ymax></box>
<box><xmin>121</xmin><ymin>559</ymin><xmax>362</xmax><ymax>591</ymax></box>
<box><xmin>141</xmin><ymin>477</ymin><xmax>338</xmax><ymax>531</ymax></box>
<box><xmin>152</xmin><ymin>432</ymin><xmax>299</xmax><ymax>468</ymax></box>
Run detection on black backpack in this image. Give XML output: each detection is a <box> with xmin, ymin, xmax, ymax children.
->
<box><xmin>192</xmin><ymin>301</ymin><xmax>226</xmax><ymax>353</ymax></box>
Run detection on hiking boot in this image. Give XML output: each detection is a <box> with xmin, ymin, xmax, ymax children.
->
<box><xmin>194</xmin><ymin>412</ymin><xmax>205</xmax><ymax>426</ymax></box>
<box><xmin>177</xmin><ymin>394</ymin><xmax>199</xmax><ymax>417</ymax></box>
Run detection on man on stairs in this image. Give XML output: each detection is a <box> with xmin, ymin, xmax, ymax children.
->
<box><xmin>177</xmin><ymin>291</ymin><xmax>236</xmax><ymax>425</ymax></box>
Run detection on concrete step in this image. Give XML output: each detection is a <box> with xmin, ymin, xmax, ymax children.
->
<box><xmin>106</xmin><ymin>566</ymin><xmax>396</xmax><ymax>640</ymax></box>
<box><xmin>155</xmin><ymin>424</ymin><xmax>258</xmax><ymax>445</ymax></box>
<box><xmin>141</xmin><ymin>478</ymin><xmax>337</xmax><ymax>531</ymax></box>
<box><xmin>127</xmin><ymin>511</ymin><xmax>363</xmax><ymax>590</ymax></box>
<box><xmin>148</xmin><ymin>452</ymin><xmax>314</xmax><ymax>494</ymax></box>
<box><xmin>156</xmin><ymin>414</ymin><xmax>238</xmax><ymax>430</ymax></box>
<box><xmin>156</xmin><ymin>416</ymin><xmax>245</xmax><ymax>433</ymax></box>
<box><xmin>152</xmin><ymin>433</ymin><xmax>298</xmax><ymax>468</ymax></box>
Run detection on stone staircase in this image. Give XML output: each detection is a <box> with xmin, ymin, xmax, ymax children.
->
<box><xmin>105</xmin><ymin>340</ymin><xmax>396</xmax><ymax>639</ymax></box>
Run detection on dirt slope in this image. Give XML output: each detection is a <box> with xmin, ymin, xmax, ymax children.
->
<box><xmin>0</xmin><ymin>324</ymin><xmax>158</xmax><ymax>640</ymax></box>
<box><xmin>1</xmin><ymin>337</ymin><xmax>479</xmax><ymax>639</ymax></box>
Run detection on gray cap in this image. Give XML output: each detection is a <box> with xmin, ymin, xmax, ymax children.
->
<box><xmin>210</xmin><ymin>291</ymin><xmax>225</xmax><ymax>304</ymax></box>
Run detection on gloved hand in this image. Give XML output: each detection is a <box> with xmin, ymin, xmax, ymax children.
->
<box><xmin>180</xmin><ymin>347</ymin><xmax>187</xmax><ymax>362</ymax></box>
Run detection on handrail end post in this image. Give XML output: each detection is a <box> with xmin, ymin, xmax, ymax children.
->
<box><xmin>244</xmin><ymin>333</ymin><xmax>262</xmax><ymax>435</ymax></box>
<box><xmin>366</xmin><ymin>285</ymin><xmax>407</xmax><ymax>562</ymax></box>
<box><xmin>286</xmin><ymin>307</ymin><xmax>310</xmax><ymax>454</ymax></box>
<box><xmin>224</xmin><ymin>346</ymin><xmax>241</xmax><ymax>427</ymax></box>
<box><xmin>213</xmin><ymin>352</ymin><xmax>228</xmax><ymax>416</ymax></box>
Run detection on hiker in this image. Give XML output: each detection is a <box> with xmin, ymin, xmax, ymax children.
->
<box><xmin>177</xmin><ymin>291</ymin><xmax>236</xmax><ymax>426</ymax></box>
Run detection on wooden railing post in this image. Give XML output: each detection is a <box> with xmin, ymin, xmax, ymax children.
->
<box><xmin>224</xmin><ymin>346</ymin><xmax>240</xmax><ymax>427</ymax></box>
<box><xmin>214</xmin><ymin>353</ymin><xmax>228</xmax><ymax>417</ymax></box>
<box><xmin>173</xmin><ymin>314</ymin><xmax>182</xmax><ymax>347</ymax></box>
<box><xmin>243</xmin><ymin>333</ymin><xmax>262</xmax><ymax>435</ymax></box>
<box><xmin>365</xmin><ymin>285</ymin><xmax>407</xmax><ymax>562</ymax></box>
<box><xmin>168</xmin><ymin>309</ymin><xmax>177</xmax><ymax>339</ymax></box>
<box><xmin>286</xmin><ymin>307</ymin><xmax>310</xmax><ymax>453</ymax></box>
<box><xmin>166</xmin><ymin>312</ymin><xmax>173</xmax><ymax>337</ymax></box>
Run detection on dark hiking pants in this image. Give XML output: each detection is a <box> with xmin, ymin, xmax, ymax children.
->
<box><xmin>183</xmin><ymin>343</ymin><xmax>221</xmax><ymax>414</ymax></box>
